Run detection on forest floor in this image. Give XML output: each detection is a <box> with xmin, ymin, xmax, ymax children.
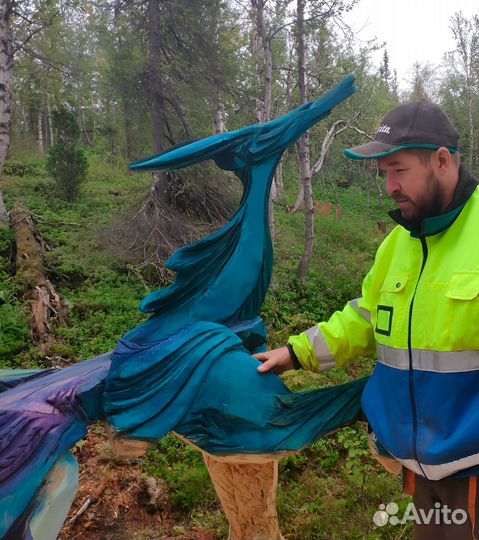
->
<box><xmin>60</xmin><ymin>429</ymin><xmax>220</xmax><ymax>540</ymax></box>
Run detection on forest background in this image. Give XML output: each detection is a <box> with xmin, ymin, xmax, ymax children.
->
<box><xmin>0</xmin><ymin>1</ymin><xmax>478</xmax><ymax>539</ymax></box>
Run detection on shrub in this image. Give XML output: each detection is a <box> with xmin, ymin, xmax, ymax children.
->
<box><xmin>3</xmin><ymin>157</ymin><xmax>47</xmax><ymax>177</ymax></box>
<box><xmin>141</xmin><ymin>435</ymin><xmax>216</xmax><ymax>513</ymax></box>
<box><xmin>0</xmin><ymin>303</ymin><xmax>30</xmax><ymax>366</ymax></box>
<box><xmin>47</xmin><ymin>106</ymin><xmax>88</xmax><ymax>202</ymax></box>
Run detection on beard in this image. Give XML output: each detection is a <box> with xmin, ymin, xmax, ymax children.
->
<box><xmin>395</xmin><ymin>171</ymin><xmax>447</xmax><ymax>228</ymax></box>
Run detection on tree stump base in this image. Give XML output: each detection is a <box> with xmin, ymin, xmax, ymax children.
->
<box><xmin>176</xmin><ymin>433</ymin><xmax>291</xmax><ymax>540</ymax></box>
<box><xmin>202</xmin><ymin>453</ymin><xmax>284</xmax><ymax>540</ymax></box>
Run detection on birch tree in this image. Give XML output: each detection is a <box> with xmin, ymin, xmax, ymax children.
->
<box><xmin>0</xmin><ymin>2</ymin><xmax>12</xmax><ymax>222</ymax></box>
<box><xmin>252</xmin><ymin>0</ymin><xmax>276</xmax><ymax>234</ymax></box>
<box><xmin>449</xmin><ymin>12</ymin><xmax>479</xmax><ymax>171</ymax></box>
<box><xmin>0</xmin><ymin>0</ymin><xmax>57</xmax><ymax>223</ymax></box>
<box><xmin>295</xmin><ymin>0</ymin><xmax>313</xmax><ymax>281</ymax></box>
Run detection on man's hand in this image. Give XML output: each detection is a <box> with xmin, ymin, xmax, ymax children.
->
<box><xmin>253</xmin><ymin>346</ymin><xmax>294</xmax><ymax>374</ymax></box>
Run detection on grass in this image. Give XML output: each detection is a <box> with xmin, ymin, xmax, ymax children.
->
<box><xmin>0</xmin><ymin>153</ymin><xmax>412</xmax><ymax>539</ymax></box>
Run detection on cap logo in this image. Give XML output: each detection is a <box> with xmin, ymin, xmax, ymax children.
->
<box><xmin>377</xmin><ymin>124</ymin><xmax>391</xmax><ymax>134</ymax></box>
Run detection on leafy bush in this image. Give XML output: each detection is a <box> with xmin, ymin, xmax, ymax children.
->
<box><xmin>142</xmin><ymin>435</ymin><xmax>216</xmax><ymax>513</ymax></box>
<box><xmin>0</xmin><ymin>302</ymin><xmax>30</xmax><ymax>367</ymax></box>
<box><xmin>47</xmin><ymin>106</ymin><xmax>88</xmax><ymax>202</ymax></box>
<box><xmin>0</xmin><ymin>230</ymin><xmax>30</xmax><ymax>367</ymax></box>
<box><xmin>3</xmin><ymin>157</ymin><xmax>47</xmax><ymax>177</ymax></box>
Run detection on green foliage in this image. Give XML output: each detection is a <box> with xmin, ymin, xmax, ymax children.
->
<box><xmin>56</xmin><ymin>271</ymin><xmax>148</xmax><ymax>359</ymax></box>
<box><xmin>141</xmin><ymin>435</ymin><xmax>217</xmax><ymax>513</ymax></box>
<box><xmin>338</xmin><ymin>425</ymin><xmax>372</xmax><ymax>500</ymax></box>
<box><xmin>0</xmin><ymin>303</ymin><xmax>30</xmax><ymax>367</ymax></box>
<box><xmin>3</xmin><ymin>157</ymin><xmax>47</xmax><ymax>177</ymax></box>
<box><xmin>47</xmin><ymin>106</ymin><xmax>88</xmax><ymax>202</ymax></box>
<box><xmin>0</xmin><ymin>229</ymin><xmax>31</xmax><ymax>367</ymax></box>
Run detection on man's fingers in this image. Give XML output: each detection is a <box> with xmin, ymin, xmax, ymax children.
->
<box><xmin>257</xmin><ymin>358</ymin><xmax>276</xmax><ymax>372</ymax></box>
<box><xmin>252</xmin><ymin>352</ymin><xmax>269</xmax><ymax>362</ymax></box>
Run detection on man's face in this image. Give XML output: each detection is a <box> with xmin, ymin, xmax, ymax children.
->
<box><xmin>378</xmin><ymin>150</ymin><xmax>446</xmax><ymax>224</ymax></box>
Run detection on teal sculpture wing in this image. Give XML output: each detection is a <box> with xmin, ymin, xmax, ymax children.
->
<box><xmin>125</xmin><ymin>74</ymin><xmax>357</xmax><ymax>344</ymax></box>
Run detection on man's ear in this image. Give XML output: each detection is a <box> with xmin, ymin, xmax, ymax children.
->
<box><xmin>434</xmin><ymin>147</ymin><xmax>452</xmax><ymax>175</ymax></box>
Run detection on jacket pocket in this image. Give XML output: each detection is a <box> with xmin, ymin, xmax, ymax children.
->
<box><xmin>375</xmin><ymin>273</ymin><xmax>410</xmax><ymax>345</ymax></box>
<box><xmin>446</xmin><ymin>272</ymin><xmax>479</xmax><ymax>349</ymax></box>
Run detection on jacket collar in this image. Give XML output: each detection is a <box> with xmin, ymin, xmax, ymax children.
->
<box><xmin>389</xmin><ymin>166</ymin><xmax>478</xmax><ymax>238</ymax></box>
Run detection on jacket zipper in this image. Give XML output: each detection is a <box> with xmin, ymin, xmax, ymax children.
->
<box><xmin>407</xmin><ymin>229</ymin><xmax>428</xmax><ymax>478</ymax></box>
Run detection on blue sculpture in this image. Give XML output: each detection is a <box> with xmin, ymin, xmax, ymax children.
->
<box><xmin>0</xmin><ymin>74</ymin><xmax>367</xmax><ymax>540</ymax></box>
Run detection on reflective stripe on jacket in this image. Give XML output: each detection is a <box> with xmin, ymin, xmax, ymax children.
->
<box><xmin>288</xmin><ymin>175</ymin><xmax>479</xmax><ymax>480</ymax></box>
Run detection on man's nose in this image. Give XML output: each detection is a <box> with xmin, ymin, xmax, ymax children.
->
<box><xmin>386</xmin><ymin>175</ymin><xmax>400</xmax><ymax>196</ymax></box>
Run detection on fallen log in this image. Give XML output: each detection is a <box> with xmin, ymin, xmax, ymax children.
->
<box><xmin>10</xmin><ymin>201</ymin><xmax>65</xmax><ymax>347</ymax></box>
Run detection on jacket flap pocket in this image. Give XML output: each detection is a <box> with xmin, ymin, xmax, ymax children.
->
<box><xmin>380</xmin><ymin>273</ymin><xmax>409</xmax><ymax>293</ymax></box>
<box><xmin>446</xmin><ymin>272</ymin><xmax>479</xmax><ymax>300</ymax></box>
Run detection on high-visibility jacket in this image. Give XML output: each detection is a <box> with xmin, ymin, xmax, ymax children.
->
<box><xmin>289</xmin><ymin>168</ymin><xmax>479</xmax><ymax>480</ymax></box>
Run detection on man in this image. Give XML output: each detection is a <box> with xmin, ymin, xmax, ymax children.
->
<box><xmin>255</xmin><ymin>101</ymin><xmax>479</xmax><ymax>540</ymax></box>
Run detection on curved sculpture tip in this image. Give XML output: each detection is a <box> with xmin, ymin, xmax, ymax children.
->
<box><xmin>128</xmin><ymin>74</ymin><xmax>356</xmax><ymax>173</ymax></box>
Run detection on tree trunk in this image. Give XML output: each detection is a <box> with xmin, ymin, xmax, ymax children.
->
<box><xmin>450</xmin><ymin>13</ymin><xmax>478</xmax><ymax>172</ymax></box>
<box><xmin>251</xmin><ymin>0</ymin><xmax>275</xmax><ymax>236</ymax></box>
<box><xmin>296</xmin><ymin>0</ymin><xmax>313</xmax><ymax>282</ymax></box>
<box><xmin>212</xmin><ymin>7</ymin><xmax>226</xmax><ymax>137</ymax></box>
<box><xmin>310</xmin><ymin>120</ymin><xmax>349</xmax><ymax>219</ymax></box>
<box><xmin>253</xmin><ymin>31</ymin><xmax>264</xmax><ymax>123</ymax></box>
<box><xmin>291</xmin><ymin>145</ymin><xmax>305</xmax><ymax>212</ymax></box>
<box><xmin>10</xmin><ymin>202</ymin><xmax>65</xmax><ymax>346</ymax></box>
<box><xmin>213</xmin><ymin>106</ymin><xmax>225</xmax><ymax>134</ymax></box>
<box><xmin>20</xmin><ymin>100</ymin><xmax>29</xmax><ymax>139</ymax></box>
<box><xmin>0</xmin><ymin>1</ymin><xmax>13</xmax><ymax>223</ymax></box>
<box><xmin>148</xmin><ymin>0</ymin><xmax>165</xmax><ymax>154</ymax></box>
<box><xmin>37</xmin><ymin>107</ymin><xmax>44</xmax><ymax>154</ymax></box>
<box><xmin>467</xmin><ymin>88</ymin><xmax>474</xmax><ymax>170</ymax></box>
<box><xmin>367</xmin><ymin>169</ymin><xmax>371</xmax><ymax>219</ymax></box>
<box><xmin>252</xmin><ymin>0</ymin><xmax>272</xmax><ymax>124</ymax></box>
<box><xmin>374</xmin><ymin>162</ymin><xmax>383</xmax><ymax>208</ymax></box>
<box><xmin>202</xmin><ymin>453</ymin><xmax>283</xmax><ymax>540</ymax></box>
<box><xmin>0</xmin><ymin>190</ymin><xmax>7</xmax><ymax>224</ymax></box>
<box><xmin>124</xmin><ymin>103</ymin><xmax>134</xmax><ymax>160</ymax></box>
<box><xmin>296</xmin><ymin>131</ymin><xmax>313</xmax><ymax>282</ymax></box>
<box><xmin>274</xmin><ymin>158</ymin><xmax>283</xmax><ymax>197</ymax></box>
<box><xmin>148</xmin><ymin>0</ymin><xmax>168</xmax><ymax>195</ymax></box>
<box><xmin>47</xmin><ymin>96</ymin><xmax>54</xmax><ymax>147</ymax></box>
<box><xmin>90</xmin><ymin>93</ymin><xmax>96</xmax><ymax>146</ymax></box>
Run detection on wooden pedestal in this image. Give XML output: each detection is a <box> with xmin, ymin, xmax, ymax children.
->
<box><xmin>202</xmin><ymin>453</ymin><xmax>284</xmax><ymax>540</ymax></box>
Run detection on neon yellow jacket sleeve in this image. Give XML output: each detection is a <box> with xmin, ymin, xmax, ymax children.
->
<box><xmin>288</xmin><ymin>263</ymin><xmax>377</xmax><ymax>372</ymax></box>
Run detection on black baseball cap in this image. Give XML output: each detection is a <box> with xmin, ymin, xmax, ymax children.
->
<box><xmin>344</xmin><ymin>101</ymin><xmax>459</xmax><ymax>160</ymax></box>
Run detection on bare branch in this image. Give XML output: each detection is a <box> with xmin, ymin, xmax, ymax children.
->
<box><xmin>348</xmin><ymin>125</ymin><xmax>373</xmax><ymax>140</ymax></box>
<box><xmin>311</xmin><ymin>105</ymin><xmax>369</xmax><ymax>177</ymax></box>
<box><xmin>11</xmin><ymin>11</ymin><xmax>58</xmax><ymax>55</ymax></box>
<box><xmin>17</xmin><ymin>45</ymin><xmax>72</xmax><ymax>77</ymax></box>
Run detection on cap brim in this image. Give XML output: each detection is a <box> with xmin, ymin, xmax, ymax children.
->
<box><xmin>344</xmin><ymin>141</ymin><xmax>400</xmax><ymax>160</ymax></box>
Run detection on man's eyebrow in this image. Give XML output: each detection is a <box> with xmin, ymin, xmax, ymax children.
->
<box><xmin>378</xmin><ymin>160</ymin><xmax>405</xmax><ymax>169</ymax></box>
<box><xmin>378</xmin><ymin>160</ymin><xmax>404</xmax><ymax>174</ymax></box>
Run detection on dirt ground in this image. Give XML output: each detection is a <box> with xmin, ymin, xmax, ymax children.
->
<box><xmin>59</xmin><ymin>430</ymin><xmax>218</xmax><ymax>540</ymax></box>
